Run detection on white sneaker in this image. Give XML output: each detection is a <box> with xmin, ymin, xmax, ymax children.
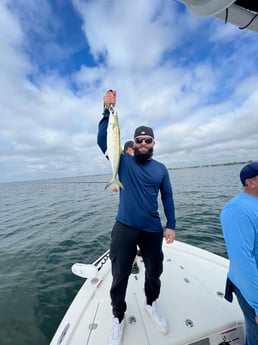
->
<box><xmin>145</xmin><ymin>301</ymin><xmax>168</xmax><ymax>335</ymax></box>
<box><xmin>107</xmin><ymin>317</ymin><xmax>125</xmax><ymax>345</ymax></box>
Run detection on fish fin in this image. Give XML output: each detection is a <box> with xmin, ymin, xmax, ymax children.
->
<box><xmin>115</xmin><ymin>178</ymin><xmax>124</xmax><ymax>190</ymax></box>
<box><xmin>104</xmin><ymin>179</ymin><xmax>113</xmax><ymax>190</ymax></box>
<box><xmin>104</xmin><ymin>149</ymin><xmax>109</xmax><ymax>160</ymax></box>
<box><xmin>105</xmin><ymin>178</ymin><xmax>124</xmax><ymax>191</ymax></box>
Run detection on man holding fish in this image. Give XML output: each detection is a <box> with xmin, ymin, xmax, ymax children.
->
<box><xmin>97</xmin><ymin>90</ymin><xmax>176</xmax><ymax>345</ymax></box>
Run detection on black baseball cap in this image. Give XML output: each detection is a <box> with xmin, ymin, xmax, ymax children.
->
<box><xmin>134</xmin><ymin>126</ymin><xmax>154</xmax><ymax>139</ymax></box>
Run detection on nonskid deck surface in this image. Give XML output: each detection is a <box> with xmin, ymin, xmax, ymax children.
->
<box><xmin>50</xmin><ymin>241</ymin><xmax>245</xmax><ymax>345</ymax></box>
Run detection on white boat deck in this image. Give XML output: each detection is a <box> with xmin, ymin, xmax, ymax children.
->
<box><xmin>50</xmin><ymin>240</ymin><xmax>245</xmax><ymax>345</ymax></box>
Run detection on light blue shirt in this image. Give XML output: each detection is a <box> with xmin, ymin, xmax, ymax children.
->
<box><xmin>220</xmin><ymin>192</ymin><xmax>258</xmax><ymax>315</ymax></box>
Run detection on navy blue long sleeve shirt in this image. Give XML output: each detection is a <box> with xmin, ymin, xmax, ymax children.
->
<box><xmin>97</xmin><ymin>109</ymin><xmax>176</xmax><ymax>232</ymax></box>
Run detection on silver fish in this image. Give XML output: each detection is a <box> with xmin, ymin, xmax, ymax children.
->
<box><xmin>105</xmin><ymin>107</ymin><xmax>124</xmax><ymax>190</ymax></box>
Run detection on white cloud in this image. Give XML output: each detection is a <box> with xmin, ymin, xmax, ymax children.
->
<box><xmin>73</xmin><ymin>0</ymin><xmax>178</xmax><ymax>68</ymax></box>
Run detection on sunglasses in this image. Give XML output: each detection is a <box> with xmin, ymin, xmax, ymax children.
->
<box><xmin>135</xmin><ymin>137</ymin><xmax>153</xmax><ymax>144</ymax></box>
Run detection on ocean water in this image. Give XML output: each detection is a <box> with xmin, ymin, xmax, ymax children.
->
<box><xmin>0</xmin><ymin>164</ymin><xmax>244</xmax><ymax>345</ymax></box>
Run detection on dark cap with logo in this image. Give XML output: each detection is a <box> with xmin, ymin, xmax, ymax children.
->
<box><xmin>134</xmin><ymin>126</ymin><xmax>154</xmax><ymax>139</ymax></box>
<box><xmin>240</xmin><ymin>162</ymin><xmax>258</xmax><ymax>186</ymax></box>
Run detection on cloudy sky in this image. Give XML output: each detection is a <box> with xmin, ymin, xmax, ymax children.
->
<box><xmin>1</xmin><ymin>0</ymin><xmax>258</xmax><ymax>183</ymax></box>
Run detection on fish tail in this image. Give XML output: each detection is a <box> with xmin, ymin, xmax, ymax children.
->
<box><xmin>115</xmin><ymin>178</ymin><xmax>124</xmax><ymax>190</ymax></box>
<box><xmin>105</xmin><ymin>177</ymin><xmax>124</xmax><ymax>190</ymax></box>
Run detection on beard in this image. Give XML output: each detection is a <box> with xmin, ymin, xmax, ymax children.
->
<box><xmin>134</xmin><ymin>146</ymin><xmax>153</xmax><ymax>164</ymax></box>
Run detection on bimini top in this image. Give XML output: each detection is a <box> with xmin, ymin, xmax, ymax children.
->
<box><xmin>177</xmin><ymin>0</ymin><xmax>258</xmax><ymax>32</ymax></box>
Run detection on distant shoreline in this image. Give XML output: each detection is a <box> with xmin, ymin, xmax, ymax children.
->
<box><xmin>1</xmin><ymin>160</ymin><xmax>255</xmax><ymax>185</ymax></box>
<box><xmin>169</xmin><ymin>160</ymin><xmax>254</xmax><ymax>171</ymax></box>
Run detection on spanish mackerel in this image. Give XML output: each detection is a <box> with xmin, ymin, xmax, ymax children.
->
<box><xmin>105</xmin><ymin>106</ymin><xmax>124</xmax><ymax>190</ymax></box>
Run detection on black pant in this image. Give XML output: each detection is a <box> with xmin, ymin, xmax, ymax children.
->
<box><xmin>109</xmin><ymin>221</ymin><xmax>164</xmax><ymax>321</ymax></box>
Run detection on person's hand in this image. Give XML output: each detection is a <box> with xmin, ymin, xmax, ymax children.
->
<box><xmin>256</xmin><ymin>315</ymin><xmax>258</xmax><ymax>324</ymax></box>
<box><xmin>103</xmin><ymin>90</ymin><xmax>116</xmax><ymax>109</ymax></box>
<box><xmin>165</xmin><ymin>229</ymin><xmax>175</xmax><ymax>244</ymax></box>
